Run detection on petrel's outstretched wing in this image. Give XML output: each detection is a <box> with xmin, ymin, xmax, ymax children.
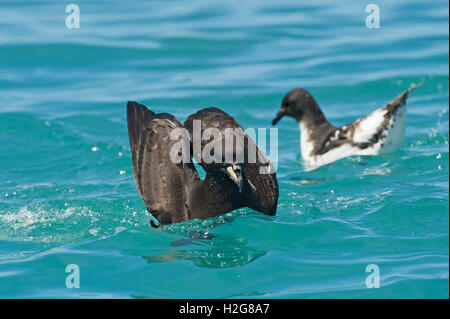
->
<box><xmin>184</xmin><ymin>107</ymin><xmax>246</xmax><ymax>165</ymax></box>
<box><xmin>244</xmin><ymin>139</ymin><xmax>279</xmax><ymax>215</ymax></box>
<box><xmin>348</xmin><ymin>83</ymin><xmax>423</xmax><ymax>147</ymax></box>
<box><xmin>127</xmin><ymin>101</ymin><xmax>200</xmax><ymax>226</ymax></box>
<box><xmin>184</xmin><ymin>107</ymin><xmax>279</xmax><ymax>216</ymax></box>
<box><xmin>316</xmin><ymin>83</ymin><xmax>423</xmax><ymax>154</ymax></box>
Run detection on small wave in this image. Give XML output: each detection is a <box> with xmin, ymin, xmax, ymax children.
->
<box><xmin>0</xmin><ymin>204</ymin><xmax>136</xmax><ymax>245</ymax></box>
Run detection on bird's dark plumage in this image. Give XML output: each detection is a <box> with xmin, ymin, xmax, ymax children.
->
<box><xmin>127</xmin><ymin>102</ymin><xmax>279</xmax><ymax>226</ymax></box>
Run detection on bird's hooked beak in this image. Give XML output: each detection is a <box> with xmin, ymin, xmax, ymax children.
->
<box><xmin>272</xmin><ymin>110</ymin><xmax>285</xmax><ymax>125</ymax></box>
<box><xmin>226</xmin><ymin>164</ymin><xmax>244</xmax><ymax>193</ymax></box>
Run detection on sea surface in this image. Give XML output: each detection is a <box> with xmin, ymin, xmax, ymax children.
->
<box><xmin>0</xmin><ymin>0</ymin><xmax>448</xmax><ymax>298</ymax></box>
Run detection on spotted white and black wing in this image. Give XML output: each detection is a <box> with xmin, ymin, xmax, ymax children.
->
<box><xmin>349</xmin><ymin>83</ymin><xmax>423</xmax><ymax>150</ymax></box>
<box><xmin>127</xmin><ymin>102</ymin><xmax>200</xmax><ymax>226</ymax></box>
<box><xmin>317</xmin><ymin>83</ymin><xmax>422</xmax><ymax>154</ymax></box>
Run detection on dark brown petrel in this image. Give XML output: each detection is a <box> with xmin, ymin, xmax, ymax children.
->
<box><xmin>127</xmin><ymin>102</ymin><xmax>279</xmax><ymax>227</ymax></box>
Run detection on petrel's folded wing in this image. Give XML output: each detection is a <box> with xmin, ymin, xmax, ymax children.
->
<box><xmin>127</xmin><ymin>102</ymin><xmax>200</xmax><ymax>226</ymax></box>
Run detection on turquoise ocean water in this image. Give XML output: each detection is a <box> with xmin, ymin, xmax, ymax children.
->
<box><xmin>0</xmin><ymin>0</ymin><xmax>448</xmax><ymax>298</ymax></box>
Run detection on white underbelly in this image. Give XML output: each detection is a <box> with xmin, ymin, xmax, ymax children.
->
<box><xmin>302</xmin><ymin>142</ymin><xmax>380</xmax><ymax>170</ymax></box>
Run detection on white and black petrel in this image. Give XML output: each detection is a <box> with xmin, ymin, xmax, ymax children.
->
<box><xmin>272</xmin><ymin>83</ymin><xmax>423</xmax><ymax>170</ymax></box>
<box><xmin>127</xmin><ymin>102</ymin><xmax>279</xmax><ymax>227</ymax></box>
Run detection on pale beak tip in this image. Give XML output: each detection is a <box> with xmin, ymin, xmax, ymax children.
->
<box><xmin>226</xmin><ymin>166</ymin><xmax>239</xmax><ymax>183</ymax></box>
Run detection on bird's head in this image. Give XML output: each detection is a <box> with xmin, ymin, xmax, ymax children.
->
<box><xmin>203</xmin><ymin>158</ymin><xmax>246</xmax><ymax>194</ymax></box>
<box><xmin>223</xmin><ymin>162</ymin><xmax>244</xmax><ymax>193</ymax></box>
<box><xmin>272</xmin><ymin>88</ymin><xmax>320</xmax><ymax>125</ymax></box>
